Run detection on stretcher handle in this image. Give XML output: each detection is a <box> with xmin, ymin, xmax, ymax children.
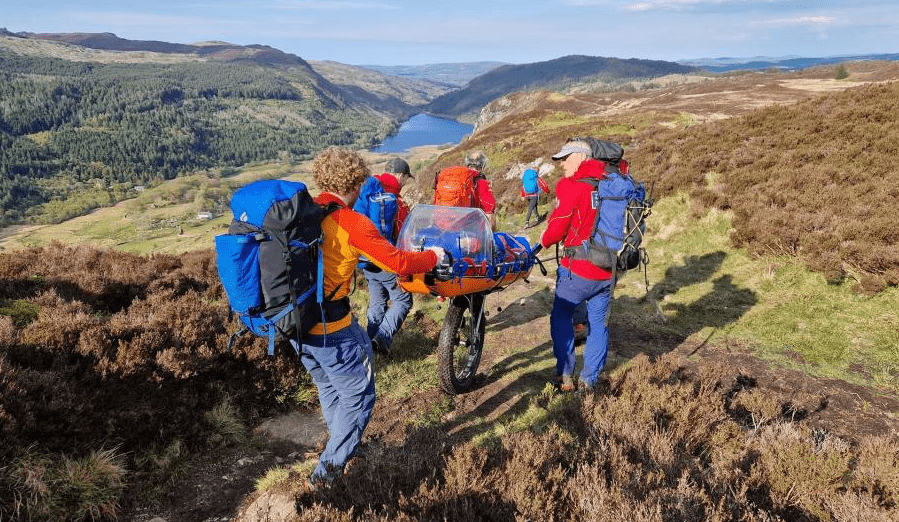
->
<box><xmin>432</xmin><ymin>250</ymin><xmax>455</xmax><ymax>282</ymax></box>
<box><xmin>531</xmin><ymin>243</ymin><xmax>548</xmax><ymax>276</ymax></box>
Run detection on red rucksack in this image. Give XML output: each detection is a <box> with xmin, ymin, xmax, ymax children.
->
<box><xmin>433</xmin><ymin>166</ymin><xmax>480</xmax><ymax>207</ymax></box>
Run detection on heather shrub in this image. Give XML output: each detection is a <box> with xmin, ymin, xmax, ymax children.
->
<box><xmin>282</xmin><ymin>353</ymin><xmax>899</xmax><ymax>521</ymax></box>
<box><xmin>0</xmin><ymin>299</ymin><xmax>40</xmax><ymax>328</ymax></box>
<box><xmin>628</xmin><ymin>82</ymin><xmax>899</xmax><ymax>293</ymax></box>
<box><xmin>0</xmin><ymin>244</ymin><xmax>315</xmax><ymax>518</ymax></box>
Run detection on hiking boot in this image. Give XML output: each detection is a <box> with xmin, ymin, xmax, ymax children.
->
<box><xmin>371</xmin><ymin>337</ymin><xmax>391</xmax><ymax>357</ymax></box>
<box><xmin>559</xmin><ymin>374</ymin><xmax>576</xmax><ymax>392</ymax></box>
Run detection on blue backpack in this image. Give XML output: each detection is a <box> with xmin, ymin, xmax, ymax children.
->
<box><xmin>354</xmin><ymin>176</ymin><xmax>399</xmax><ymax>242</ymax></box>
<box><xmin>522</xmin><ymin>169</ymin><xmax>539</xmax><ymax>195</ymax></box>
<box><xmin>565</xmin><ymin>165</ymin><xmax>652</xmax><ymax>276</ymax></box>
<box><xmin>214</xmin><ymin>180</ymin><xmax>340</xmax><ymax>355</ymax></box>
<box><xmin>353</xmin><ymin>176</ymin><xmax>399</xmax><ymax>271</ymax></box>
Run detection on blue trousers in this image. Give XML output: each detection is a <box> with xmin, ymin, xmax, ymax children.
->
<box><xmin>364</xmin><ymin>267</ymin><xmax>412</xmax><ymax>347</ymax></box>
<box><xmin>550</xmin><ymin>266</ymin><xmax>613</xmax><ymax>387</ymax></box>
<box><xmin>291</xmin><ymin>318</ymin><xmax>375</xmax><ymax>482</ymax></box>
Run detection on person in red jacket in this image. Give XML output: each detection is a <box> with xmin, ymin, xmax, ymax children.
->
<box><xmin>539</xmin><ymin>140</ymin><xmax>615</xmax><ymax>393</ymax></box>
<box><xmin>433</xmin><ymin>150</ymin><xmax>497</xmax><ymax>229</ymax></box>
<box><xmin>297</xmin><ymin>147</ymin><xmax>442</xmax><ymax>486</ymax></box>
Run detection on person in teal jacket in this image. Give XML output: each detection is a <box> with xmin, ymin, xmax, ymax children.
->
<box><xmin>520</xmin><ymin>167</ymin><xmax>549</xmax><ymax>228</ymax></box>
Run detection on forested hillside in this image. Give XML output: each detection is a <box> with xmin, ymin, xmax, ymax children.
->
<box><xmin>0</xmin><ymin>42</ymin><xmax>403</xmax><ymax>225</ymax></box>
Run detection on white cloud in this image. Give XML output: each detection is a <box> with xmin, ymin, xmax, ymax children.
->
<box><xmin>621</xmin><ymin>0</ymin><xmax>733</xmax><ymax>10</ymax></box>
<box><xmin>756</xmin><ymin>16</ymin><xmax>837</xmax><ymax>27</ymax></box>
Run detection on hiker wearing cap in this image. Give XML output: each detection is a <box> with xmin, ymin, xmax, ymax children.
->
<box><xmin>433</xmin><ymin>150</ymin><xmax>497</xmax><ymax>229</ymax></box>
<box><xmin>520</xmin><ymin>167</ymin><xmax>549</xmax><ymax>228</ymax></box>
<box><xmin>539</xmin><ymin>140</ymin><xmax>615</xmax><ymax>393</ymax></box>
<box><xmin>298</xmin><ymin>147</ymin><xmax>443</xmax><ymax>486</ymax></box>
<box><xmin>354</xmin><ymin>157</ymin><xmax>415</xmax><ymax>356</ymax></box>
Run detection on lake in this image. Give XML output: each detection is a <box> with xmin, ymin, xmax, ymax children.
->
<box><xmin>371</xmin><ymin>113</ymin><xmax>473</xmax><ymax>153</ymax></box>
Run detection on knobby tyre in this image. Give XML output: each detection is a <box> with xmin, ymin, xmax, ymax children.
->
<box><xmin>437</xmin><ymin>293</ymin><xmax>486</xmax><ymax>394</ymax></box>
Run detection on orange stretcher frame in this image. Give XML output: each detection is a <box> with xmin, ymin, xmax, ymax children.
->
<box><xmin>398</xmin><ymin>263</ymin><xmax>533</xmax><ymax>297</ymax></box>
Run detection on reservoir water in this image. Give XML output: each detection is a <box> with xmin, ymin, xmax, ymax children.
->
<box><xmin>371</xmin><ymin>113</ymin><xmax>473</xmax><ymax>153</ymax></box>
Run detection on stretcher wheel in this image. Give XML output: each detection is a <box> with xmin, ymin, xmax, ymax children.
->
<box><xmin>437</xmin><ymin>293</ymin><xmax>486</xmax><ymax>394</ymax></box>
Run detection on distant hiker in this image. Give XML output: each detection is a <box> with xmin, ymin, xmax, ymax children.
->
<box><xmin>297</xmin><ymin>147</ymin><xmax>443</xmax><ymax>485</ymax></box>
<box><xmin>520</xmin><ymin>167</ymin><xmax>549</xmax><ymax>228</ymax></box>
<box><xmin>433</xmin><ymin>150</ymin><xmax>497</xmax><ymax>229</ymax></box>
<box><xmin>352</xmin><ymin>157</ymin><xmax>415</xmax><ymax>356</ymax></box>
<box><xmin>540</xmin><ymin>139</ymin><xmax>615</xmax><ymax>393</ymax></box>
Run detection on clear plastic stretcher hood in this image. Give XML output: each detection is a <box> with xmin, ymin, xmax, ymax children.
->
<box><xmin>396</xmin><ymin>205</ymin><xmax>538</xmax><ymax>297</ymax></box>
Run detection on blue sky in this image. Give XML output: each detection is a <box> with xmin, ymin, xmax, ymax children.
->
<box><xmin>5</xmin><ymin>1</ymin><xmax>898</xmax><ymax>65</ymax></box>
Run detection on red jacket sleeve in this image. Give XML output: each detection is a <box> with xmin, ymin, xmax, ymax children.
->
<box><xmin>394</xmin><ymin>198</ymin><xmax>410</xmax><ymax>241</ymax></box>
<box><xmin>541</xmin><ymin>183</ymin><xmax>573</xmax><ymax>248</ymax></box>
<box><xmin>474</xmin><ymin>177</ymin><xmax>496</xmax><ymax>213</ymax></box>
<box><xmin>538</xmin><ymin>177</ymin><xmax>550</xmax><ymax>194</ymax></box>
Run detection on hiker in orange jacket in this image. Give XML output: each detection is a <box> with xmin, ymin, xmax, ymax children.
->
<box><xmin>296</xmin><ymin>147</ymin><xmax>443</xmax><ymax>486</ymax></box>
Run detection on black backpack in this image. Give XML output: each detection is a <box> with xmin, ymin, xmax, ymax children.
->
<box><xmin>214</xmin><ymin>180</ymin><xmax>344</xmax><ymax>354</ymax></box>
<box><xmin>569</xmin><ymin>136</ymin><xmax>624</xmax><ymax>165</ymax></box>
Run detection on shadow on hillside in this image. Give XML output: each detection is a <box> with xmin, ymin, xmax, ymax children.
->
<box><xmin>484</xmin><ymin>285</ymin><xmax>553</xmax><ymax>334</ymax></box>
<box><xmin>611</xmin><ymin>250</ymin><xmax>758</xmax><ymax>361</ymax></box>
<box><xmin>439</xmin><ymin>250</ymin><xmax>759</xmax><ymax>441</ymax></box>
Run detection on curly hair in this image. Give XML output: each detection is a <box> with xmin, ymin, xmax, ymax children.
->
<box><xmin>312</xmin><ymin>147</ymin><xmax>370</xmax><ymax>195</ymax></box>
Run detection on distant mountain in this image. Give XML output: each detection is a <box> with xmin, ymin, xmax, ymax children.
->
<box><xmin>425</xmin><ymin>55</ymin><xmax>699</xmax><ymax>117</ymax></box>
<box><xmin>357</xmin><ymin>62</ymin><xmax>507</xmax><ymax>87</ymax></box>
<box><xmin>308</xmin><ymin>60</ymin><xmax>454</xmax><ymax>111</ymax></box>
<box><xmin>681</xmin><ymin>53</ymin><xmax>899</xmax><ymax>73</ymax></box>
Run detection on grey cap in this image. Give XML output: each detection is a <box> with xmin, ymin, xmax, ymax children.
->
<box><xmin>384</xmin><ymin>157</ymin><xmax>413</xmax><ymax>178</ymax></box>
<box><xmin>551</xmin><ymin>141</ymin><xmax>592</xmax><ymax>160</ymax></box>
<box><xmin>464</xmin><ymin>150</ymin><xmax>487</xmax><ymax>170</ymax></box>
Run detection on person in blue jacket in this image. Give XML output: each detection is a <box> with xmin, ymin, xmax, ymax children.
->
<box><xmin>520</xmin><ymin>167</ymin><xmax>549</xmax><ymax>228</ymax></box>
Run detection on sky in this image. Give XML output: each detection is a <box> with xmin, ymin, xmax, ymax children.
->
<box><xmin>5</xmin><ymin>1</ymin><xmax>899</xmax><ymax>66</ymax></box>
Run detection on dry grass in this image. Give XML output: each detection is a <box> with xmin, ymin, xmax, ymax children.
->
<box><xmin>279</xmin><ymin>354</ymin><xmax>899</xmax><ymax>521</ymax></box>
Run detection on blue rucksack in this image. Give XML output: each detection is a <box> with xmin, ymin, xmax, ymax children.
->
<box><xmin>565</xmin><ymin>165</ymin><xmax>652</xmax><ymax>276</ymax></box>
<box><xmin>522</xmin><ymin>168</ymin><xmax>539</xmax><ymax>195</ymax></box>
<box><xmin>354</xmin><ymin>176</ymin><xmax>399</xmax><ymax>242</ymax></box>
<box><xmin>353</xmin><ymin>176</ymin><xmax>399</xmax><ymax>271</ymax></box>
<box><xmin>214</xmin><ymin>180</ymin><xmax>340</xmax><ymax>355</ymax></box>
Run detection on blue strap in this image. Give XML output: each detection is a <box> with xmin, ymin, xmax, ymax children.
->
<box><xmin>316</xmin><ymin>239</ymin><xmax>324</xmax><ymax>304</ymax></box>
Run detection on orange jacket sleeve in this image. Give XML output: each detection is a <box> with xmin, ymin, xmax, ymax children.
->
<box><xmin>340</xmin><ymin>210</ymin><xmax>436</xmax><ymax>275</ymax></box>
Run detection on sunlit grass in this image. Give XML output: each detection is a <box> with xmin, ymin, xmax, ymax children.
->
<box><xmin>614</xmin><ymin>192</ymin><xmax>899</xmax><ymax>390</ymax></box>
